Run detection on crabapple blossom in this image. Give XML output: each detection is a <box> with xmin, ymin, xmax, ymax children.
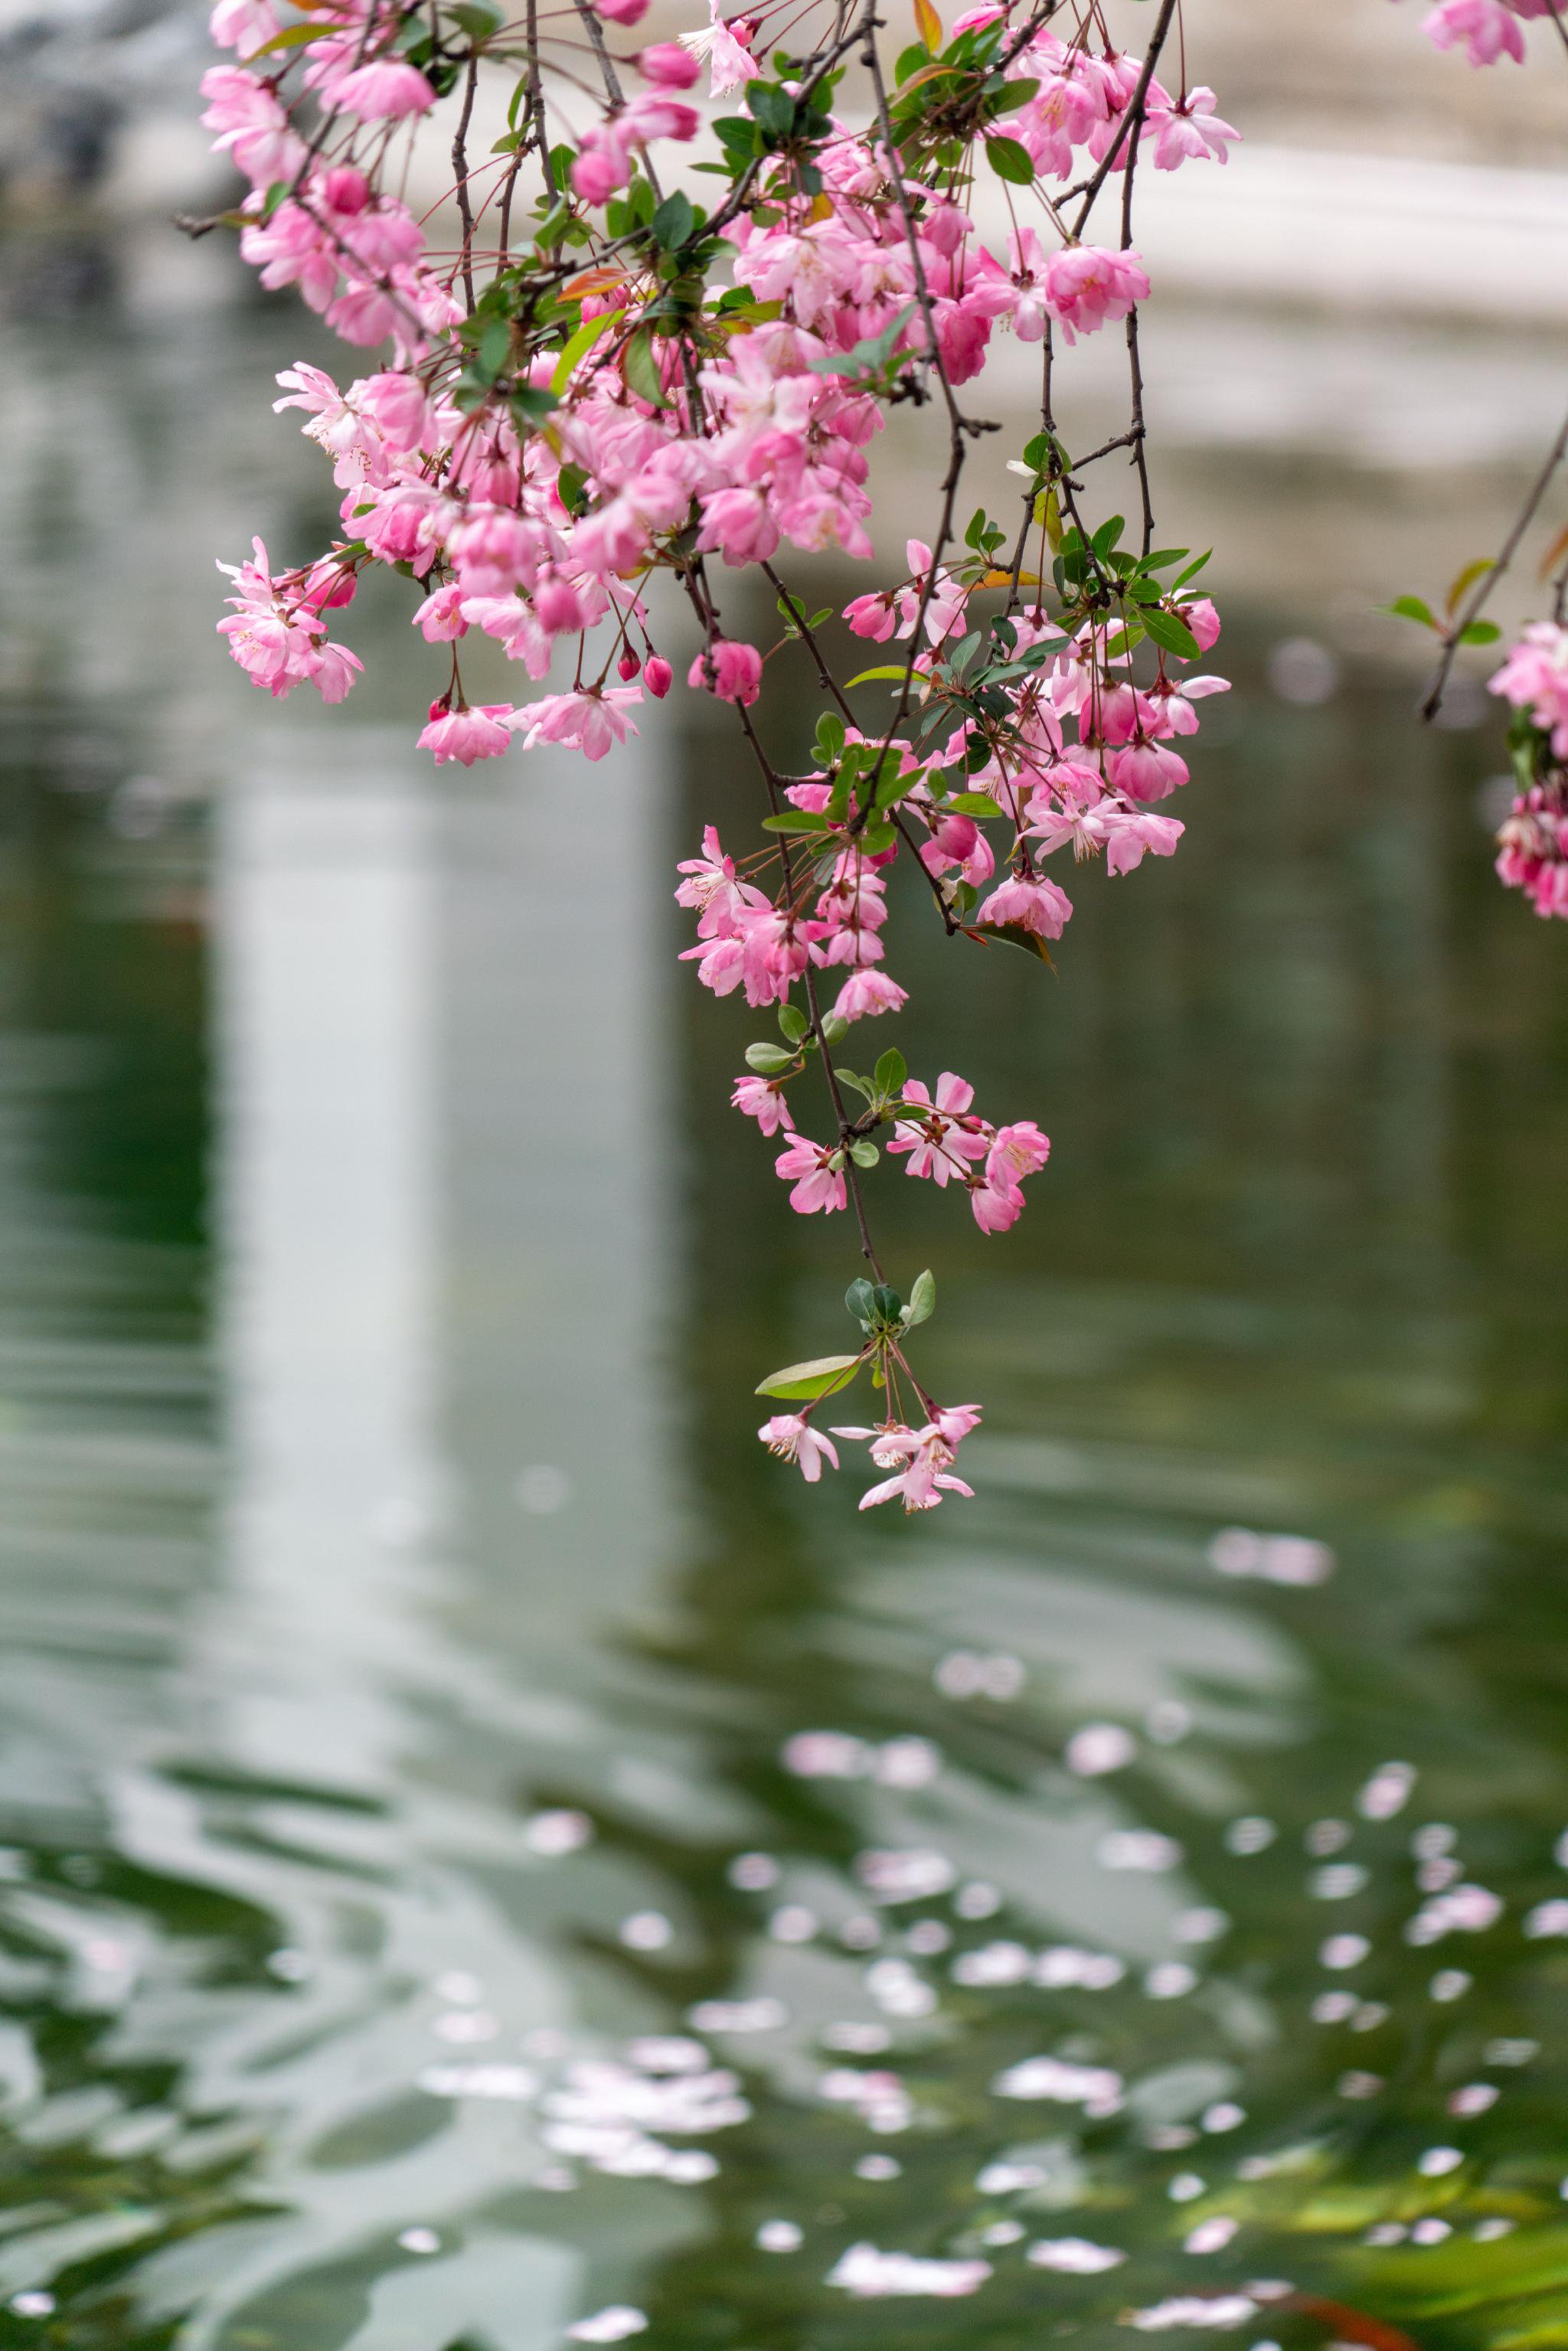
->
<box><xmin>201</xmin><ymin>0</ymin><xmax>1237</xmax><ymax>1508</ymax></box>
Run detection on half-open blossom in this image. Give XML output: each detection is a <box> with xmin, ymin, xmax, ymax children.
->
<box><xmin>520</xmin><ymin>686</ymin><xmax>642</xmax><ymax>761</ymax></box>
<box><xmin>976</xmin><ymin>874</ymin><xmax>1073</xmax><ymax>938</ymax></box>
<box><xmin>774</xmin><ymin>1136</ymin><xmax>848</xmax><ymax>1215</ymax></box>
<box><xmin>689</xmin><ymin>639</ymin><xmax>763</xmax><ymax>705</ymax></box>
<box><xmin>732</xmin><ymin>1074</ymin><xmax>795</xmax><ymax>1134</ymax></box>
<box><xmin>758</xmin><ymin>1415</ymin><xmax>839</xmax><ymax>1481</ymax></box>
<box><xmin>419</xmin><ymin>704</ymin><xmax>515</xmax><ymax>765</ymax></box>
<box><xmin>1040</xmin><ymin>245</ymin><xmax>1150</xmax><ymax>343</ymax></box>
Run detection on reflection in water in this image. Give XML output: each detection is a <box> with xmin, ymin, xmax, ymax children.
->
<box><xmin>0</xmin><ymin>269</ymin><xmax>1566</xmax><ymax>2351</ymax></box>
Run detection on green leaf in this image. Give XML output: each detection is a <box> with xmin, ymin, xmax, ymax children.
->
<box><xmin>988</xmin><ymin>76</ymin><xmax>1037</xmax><ymax>113</ymax></box>
<box><xmin>746</xmin><ymin>78</ymin><xmax>795</xmax><ymax>136</ymax></box>
<box><xmin>849</xmin><ymin>1139</ymin><xmax>880</xmax><ymax>1168</ymax></box>
<box><xmin>448</xmin><ymin>0</ymin><xmax>501</xmax><ymax>34</ymax></box>
<box><xmin>652</xmin><ymin>189</ymin><xmax>694</xmax><ymax>248</ymax></box>
<box><xmin>244</xmin><ymin>19</ymin><xmax>332</xmax><ymax>52</ymax></box>
<box><xmin>946</xmin><ymin>792</ymin><xmax>1003</xmax><ymax>817</ymax></box>
<box><xmin>874</xmin><ymin>1045</ymin><xmax>907</xmax><ymax>1096</ymax></box>
<box><xmin>622</xmin><ymin>328</ymin><xmax>669</xmax><ymax>409</ymax></box>
<box><xmin>985</xmin><ymin>133</ymin><xmax>1034</xmax><ymax>184</ymax></box>
<box><xmin>755</xmin><ymin>1353</ymin><xmax>862</xmax><ymax>1400</ymax></box>
<box><xmin>1171</xmin><ymin>548</ymin><xmax>1211</xmax><ymax>589</ymax></box>
<box><xmin>846</xmin><ymin>664</ymin><xmax>910</xmax><ymax>687</ymax></box>
<box><xmin>1458</xmin><ymin>619</ymin><xmax>1501</xmax><ymax>645</ymax></box>
<box><xmin>820</xmin><ymin>1014</ymin><xmax>849</xmax><ymax>1045</ymax></box>
<box><xmin>1092</xmin><ymin>514</ymin><xmax>1125</xmax><ymax>556</ymax></box>
<box><xmin>1383</xmin><ymin>593</ymin><xmax>1439</xmax><ymax>631</ymax></box>
<box><xmin>761</xmin><ymin>810</ymin><xmax>832</xmax><ymax>834</ymax></box>
<box><xmin>745</xmin><ymin>1042</ymin><xmax>796</xmax><ymax>1074</ymax></box>
<box><xmin>972</xmin><ymin>922</ymin><xmax>1056</xmax><ymax>965</ymax></box>
<box><xmin>903</xmin><ymin>1269</ymin><xmax>936</xmax><ymax>1327</ymax></box>
<box><xmin>778</xmin><ymin>1003</ymin><xmax>808</xmax><ymax>1045</ymax></box>
<box><xmin>1141</xmin><ymin>605</ymin><xmax>1200</xmax><ymax>661</ymax></box>
<box><xmin>508</xmin><ymin>384</ymin><xmax>559</xmax><ymax>429</ymax></box>
<box><xmin>845</xmin><ymin>1277</ymin><xmax>877</xmax><ymax>1324</ymax></box>
<box><xmin>550</xmin><ymin>305</ymin><xmax>625</xmax><ymax>392</ymax></box>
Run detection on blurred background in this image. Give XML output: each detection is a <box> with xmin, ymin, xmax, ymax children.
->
<box><xmin>2</xmin><ymin>4</ymin><xmax>1568</xmax><ymax>2347</ymax></box>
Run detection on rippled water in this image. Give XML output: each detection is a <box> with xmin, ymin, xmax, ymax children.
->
<box><xmin>2</xmin><ymin>262</ymin><xmax>1568</xmax><ymax>2351</ymax></box>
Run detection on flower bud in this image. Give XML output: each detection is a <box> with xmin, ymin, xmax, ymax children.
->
<box><xmin>644</xmin><ymin>655</ymin><xmax>673</xmax><ymax>699</ymax></box>
<box><xmin>618</xmin><ymin>649</ymin><xmax>642</xmax><ymax>681</ymax></box>
<box><xmin>637</xmin><ymin>40</ymin><xmax>700</xmax><ymax>86</ymax></box>
<box><xmin>320</xmin><ymin>164</ymin><xmax>370</xmax><ymax>214</ymax></box>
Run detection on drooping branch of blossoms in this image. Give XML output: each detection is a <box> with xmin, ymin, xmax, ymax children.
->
<box><xmin>1393</xmin><ymin>0</ymin><xmax>1568</xmax><ymax>921</ymax></box>
<box><xmin>196</xmin><ymin>0</ymin><xmax>1236</xmax><ymax>1509</ymax></box>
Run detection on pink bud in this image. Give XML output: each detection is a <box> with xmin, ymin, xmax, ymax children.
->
<box><xmin>320</xmin><ymin>164</ymin><xmax>370</xmax><ymax>214</ymax></box>
<box><xmin>645</xmin><ymin>655</ymin><xmax>673</xmax><ymax>699</ymax></box>
<box><xmin>570</xmin><ymin>148</ymin><xmax>622</xmax><ymax>205</ymax></box>
<box><xmin>593</xmin><ymin>0</ymin><xmax>649</xmax><ymax>20</ymax></box>
<box><xmin>637</xmin><ymin>39</ymin><xmax>701</xmax><ymax>86</ymax></box>
<box><xmin>618</xmin><ymin>649</ymin><xmax>642</xmax><ymax>681</ymax></box>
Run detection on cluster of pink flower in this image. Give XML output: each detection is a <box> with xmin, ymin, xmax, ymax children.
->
<box><xmin>1405</xmin><ymin>0</ymin><xmax>1566</xmax><ymax>69</ymax></box>
<box><xmin>202</xmin><ymin>0</ymin><xmax>1236</xmax><ymax>1507</ymax></box>
<box><xmin>760</xmin><ymin>1402</ymin><xmax>981</xmax><ymax>1511</ymax></box>
<box><xmin>1488</xmin><ymin>625</ymin><xmax>1568</xmax><ymax>917</ymax></box>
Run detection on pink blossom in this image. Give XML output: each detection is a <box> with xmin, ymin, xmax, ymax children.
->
<box><xmin>520</xmin><ymin>686</ymin><xmax>642</xmax><ymax>761</ymax></box>
<box><xmin>418</xmin><ymin>704</ymin><xmax>515</xmax><ymax>766</ymax></box>
<box><xmin>413</xmin><ymin>584</ymin><xmax>468</xmax><ymax>642</ymax></box>
<box><xmin>1145</xmin><ymin>87</ymin><xmax>1240</xmax><ymax>168</ymax></box>
<box><xmin>976</xmin><ymin>874</ymin><xmax>1073</xmax><ymax>938</ymax></box>
<box><xmin>209</xmin><ymin>0</ymin><xmax>277</xmax><ymax>54</ymax></box>
<box><xmin>1107</xmin><ymin>741</ymin><xmax>1189</xmax><ymax>803</ymax></box>
<box><xmin>1422</xmin><ymin>0</ymin><xmax>1527</xmax><ymax>60</ymax></box>
<box><xmin>680</xmin><ymin>0</ymin><xmax>760</xmax><ymax>93</ymax></box>
<box><xmin>988</xmin><ymin>1121</ymin><xmax>1050</xmax><ymax>1187</ymax></box>
<box><xmin>832</xmin><ymin>968</ymin><xmax>909</xmax><ymax>1023</ymax></box>
<box><xmin>1179</xmin><ymin>596</ymin><xmax>1222</xmax><ymax>651</ymax></box>
<box><xmin>595</xmin><ymin>0</ymin><xmax>649</xmax><ymax>20</ymax></box>
<box><xmin>774</xmin><ymin>1136</ymin><xmax>848</xmax><ymax>1215</ymax></box>
<box><xmin>758</xmin><ymin>1415</ymin><xmax>840</xmax><ymax>1481</ymax></box>
<box><xmin>1039</xmin><ymin>246</ymin><xmax>1150</xmax><ymax>344</ymax></box>
<box><xmin>690</xmin><ymin>639</ymin><xmax>763</xmax><ymax>705</ymax></box>
<box><xmin>890</xmin><ymin>1074</ymin><xmax>991</xmax><ymax>1184</ymax></box>
<box><xmin>732</xmin><ymin>1074</ymin><xmax>795</xmax><ymax>1135</ymax></box>
<box><xmin>696</xmin><ymin>488</ymin><xmax>780</xmax><ymax>567</ymax></box>
<box><xmin>328</xmin><ymin>58</ymin><xmax>437</xmax><ymax>119</ymax></box>
<box><xmin>969</xmin><ymin>1178</ymin><xmax>1024</xmax><ymax>1234</ymax></box>
<box><xmin>645</xmin><ymin>656</ymin><xmax>674</xmax><ymax>698</ymax></box>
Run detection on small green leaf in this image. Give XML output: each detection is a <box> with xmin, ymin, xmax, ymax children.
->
<box><xmin>846</xmin><ymin>664</ymin><xmax>910</xmax><ymax>687</ymax></box>
<box><xmin>849</xmin><ymin>1139</ymin><xmax>880</xmax><ymax>1168</ymax></box>
<box><xmin>755</xmin><ymin>1353</ymin><xmax>862</xmax><ymax>1401</ymax></box>
<box><xmin>245</xmin><ymin>19</ymin><xmax>332</xmax><ymax>53</ymax></box>
<box><xmin>874</xmin><ymin>1045</ymin><xmax>907</xmax><ymax>1096</ymax></box>
<box><xmin>1383</xmin><ymin>593</ymin><xmax>1439</xmax><ymax>631</ymax></box>
<box><xmin>550</xmin><ymin>305</ymin><xmax>625</xmax><ymax>392</ymax></box>
<box><xmin>903</xmin><ymin>1269</ymin><xmax>936</xmax><ymax>1327</ymax></box>
<box><xmin>821</xmin><ymin>1014</ymin><xmax>850</xmax><ymax>1045</ymax></box>
<box><xmin>1141</xmin><ymin>605</ymin><xmax>1200</xmax><ymax>661</ymax></box>
<box><xmin>761</xmin><ymin>811</ymin><xmax>832</xmax><ymax>834</ymax></box>
<box><xmin>1458</xmin><ymin>619</ymin><xmax>1501</xmax><ymax>646</ymax></box>
<box><xmin>622</xmin><ymin>328</ymin><xmax>669</xmax><ymax>409</ymax></box>
<box><xmin>778</xmin><ymin>1004</ymin><xmax>808</xmax><ymax>1045</ymax></box>
<box><xmin>651</xmin><ymin>189</ymin><xmax>694</xmax><ymax>248</ymax></box>
<box><xmin>845</xmin><ymin>1278</ymin><xmax>877</xmax><ymax>1324</ymax></box>
<box><xmin>985</xmin><ymin>133</ymin><xmax>1034</xmax><ymax>184</ymax></box>
<box><xmin>946</xmin><ymin>791</ymin><xmax>1003</xmax><ymax>818</ymax></box>
<box><xmin>745</xmin><ymin>1042</ymin><xmax>796</xmax><ymax>1074</ymax></box>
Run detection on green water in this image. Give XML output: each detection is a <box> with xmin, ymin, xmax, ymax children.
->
<box><xmin>2</xmin><ymin>284</ymin><xmax>1568</xmax><ymax>2351</ymax></box>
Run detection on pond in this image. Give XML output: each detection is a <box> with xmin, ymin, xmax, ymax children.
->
<box><xmin>1</xmin><ymin>252</ymin><xmax>1567</xmax><ymax>2351</ymax></box>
